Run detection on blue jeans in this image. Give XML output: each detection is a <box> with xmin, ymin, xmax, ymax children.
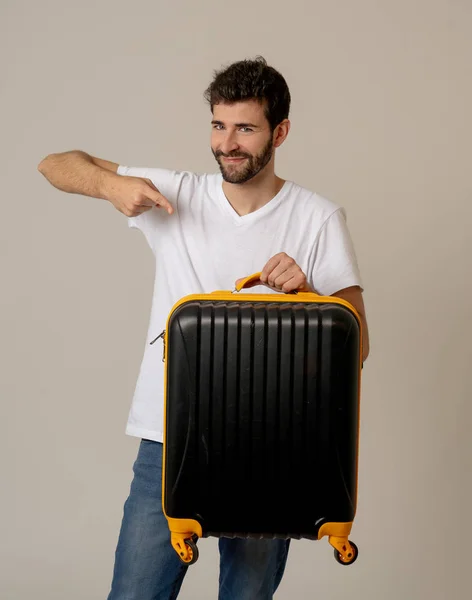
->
<box><xmin>107</xmin><ymin>439</ymin><xmax>290</xmax><ymax>600</ymax></box>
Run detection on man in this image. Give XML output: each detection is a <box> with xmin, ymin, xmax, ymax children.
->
<box><xmin>38</xmin><ymin>56</ymin><xmax>370</xmax><ymax>600</ymax></box>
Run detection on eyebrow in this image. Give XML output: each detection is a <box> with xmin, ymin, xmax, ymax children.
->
<box><xmin>211</xmin><ymin>120</ymin><xmax>259</xmax><ymax>128</ymax></box>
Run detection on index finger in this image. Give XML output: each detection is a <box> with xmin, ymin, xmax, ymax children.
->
<box><xmin>147</xmin><ymin>189</ymin><xmax>174</xmax><ymax>215</ymax></box>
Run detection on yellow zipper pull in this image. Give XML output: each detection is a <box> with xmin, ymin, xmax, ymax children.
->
<box><xmin>150</xmin><ymin>330</ymin><xmax>166</xmax><ymax>362</ymax></box>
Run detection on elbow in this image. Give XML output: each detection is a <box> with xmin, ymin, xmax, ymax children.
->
<box><xmin>37</xmin><ymin>157</ymin><xmax>47</xmax><ymax>173</ymax></box>
<box><xmin>38</xmin><ymin>153</ymin><xmax>54</xmax><ymax>174</ymax></box>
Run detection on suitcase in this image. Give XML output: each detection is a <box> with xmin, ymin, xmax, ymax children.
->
<box><xmin>159</xmin><ymin>272</ymin><xmax>363</xmax><ymax>566</ymax></box>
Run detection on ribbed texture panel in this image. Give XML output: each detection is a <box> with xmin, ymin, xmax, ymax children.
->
<box><xmin>193</xmin><ymin>304</ymin><xmax>320</xmax><ymax>494</ymax></box>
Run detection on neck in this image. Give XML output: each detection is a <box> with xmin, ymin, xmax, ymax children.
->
<box><xmin>221</xmin><ymin>164</ymin><xmax>285</xmax><ymax>217</ymax></box>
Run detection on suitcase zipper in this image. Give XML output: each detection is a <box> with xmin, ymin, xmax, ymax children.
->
<box><xmin>150</xmin><ymin>330</ymin><xmax>166</xmax><ymax>362</ymax></box>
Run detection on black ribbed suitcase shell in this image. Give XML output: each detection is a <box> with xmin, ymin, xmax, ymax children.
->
<box><xmin>162</xmin><ymin>277</ymin><xmax>362</xmax><ymax>565</ymax></box>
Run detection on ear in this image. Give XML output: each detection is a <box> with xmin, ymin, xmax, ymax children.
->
<box><xmin>273</xmin><ymin>119</ymin><xmax>291</xmax><ymax>148</ymax></box>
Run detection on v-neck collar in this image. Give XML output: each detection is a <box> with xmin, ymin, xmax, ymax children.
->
<box><xmin>215</xmin><ymin>174</ymin><xmax>291</xmax><ymax>226</ymax></box>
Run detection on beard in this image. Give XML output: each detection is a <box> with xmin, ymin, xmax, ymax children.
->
<box><xmin>212</xmin><ymin>136</ymin><xmax>274</xmax><ymax>184</ymax></box>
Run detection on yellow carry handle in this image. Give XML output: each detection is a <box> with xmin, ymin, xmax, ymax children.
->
<box><xmin>234</xmin><ymin>272</ymin><xmax>264</xmax><ymax>292</ymax></box>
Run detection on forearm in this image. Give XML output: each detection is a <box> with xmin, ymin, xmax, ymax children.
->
<box><xmin>329</xmin><ymin>285</ymin><xmax>370</xmax><ymax>363</ymax></box>
<box><xmin>37</xmin><ymin>150</ymin><xmax>117</xmax><ymax>201</ymax></box>
<box><xmin>360</xmin><ymin>314</ymin><xmax>370</xmax><ymax>363</ymax></box>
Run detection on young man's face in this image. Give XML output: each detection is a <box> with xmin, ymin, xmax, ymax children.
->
<box><xmin>211</xmin><ymin>100</ymin><xmax>275</xmax><ymax>184</ymax></box>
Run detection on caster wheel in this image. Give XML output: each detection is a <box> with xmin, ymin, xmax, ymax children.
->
<box><xmin>178</xmin><ymin>534</ymin><xmax>199</xmax><ymax>565</ymax></box>
<box><xmin>334</xmin><ymin>541</ymin><xmax>358</xmax><ymax>565</ymax></box>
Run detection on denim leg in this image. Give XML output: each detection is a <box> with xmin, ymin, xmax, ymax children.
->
<box><xmin>107</xmin><ymin>440</ymin><xmax>188</xmax><ymax>600</ymax></box>
<box><xmin>218</xmin><ymin>537</ymin><xmax>291</xmax><ymax>600</ymax></box>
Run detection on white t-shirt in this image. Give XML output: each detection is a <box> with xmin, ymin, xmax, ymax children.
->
<box><xmin>117</xmin><ymin>165</ymin><xmax>364</xmax><ymax>442</ymax></box>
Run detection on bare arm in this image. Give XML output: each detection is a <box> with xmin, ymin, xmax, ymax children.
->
<box><xmin>37</xmin><ymin>150</ymin><xmax>174</xmax><ymax>216</ymax></box>
<box><xmin>331</xmin><ymin>285</ymin><xmax>370</xmax><ymax>363</ymax></box>
<box><xmin>37</xmin><ymin>150</ymin><xmax>119</xmax><ymax>200</ymax></box>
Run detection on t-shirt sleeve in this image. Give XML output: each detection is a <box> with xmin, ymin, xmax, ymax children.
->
<box><xmin>116</xmin><ymin>165</ymin><xmax>185</xmax><ymax>253</ymax></box>
<box><xmin>311</xmin><ymin>207</ymin><xmax>364</xmax><ymax>296</ymax></box>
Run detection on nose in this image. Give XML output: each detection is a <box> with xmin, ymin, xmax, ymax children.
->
<box><xmin>220</xmin><ymin>131</ymin><xmax>239</xmax><ymax>155</ymax></box>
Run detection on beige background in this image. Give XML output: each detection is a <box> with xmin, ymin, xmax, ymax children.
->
<box><xmin>1</xmin><ymin>0</ymin><xmax>471</xmax><ymax>598</ymax></box>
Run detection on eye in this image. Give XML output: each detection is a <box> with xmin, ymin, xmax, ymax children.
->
<box><xmin>212</xmin><ymin>124</ymin><xmax>224</xmax><ymax>130</ymax></box>
<box><xmin>239</xmin><ymin>127</ymin><xmax>253</xmax><ymax>133</ymax></box>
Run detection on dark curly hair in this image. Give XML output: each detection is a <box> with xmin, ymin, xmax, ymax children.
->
<box><xmin>203</xmin><ymin>56</ymin><xmax>291</xmax><ymax>131</ymax></box>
